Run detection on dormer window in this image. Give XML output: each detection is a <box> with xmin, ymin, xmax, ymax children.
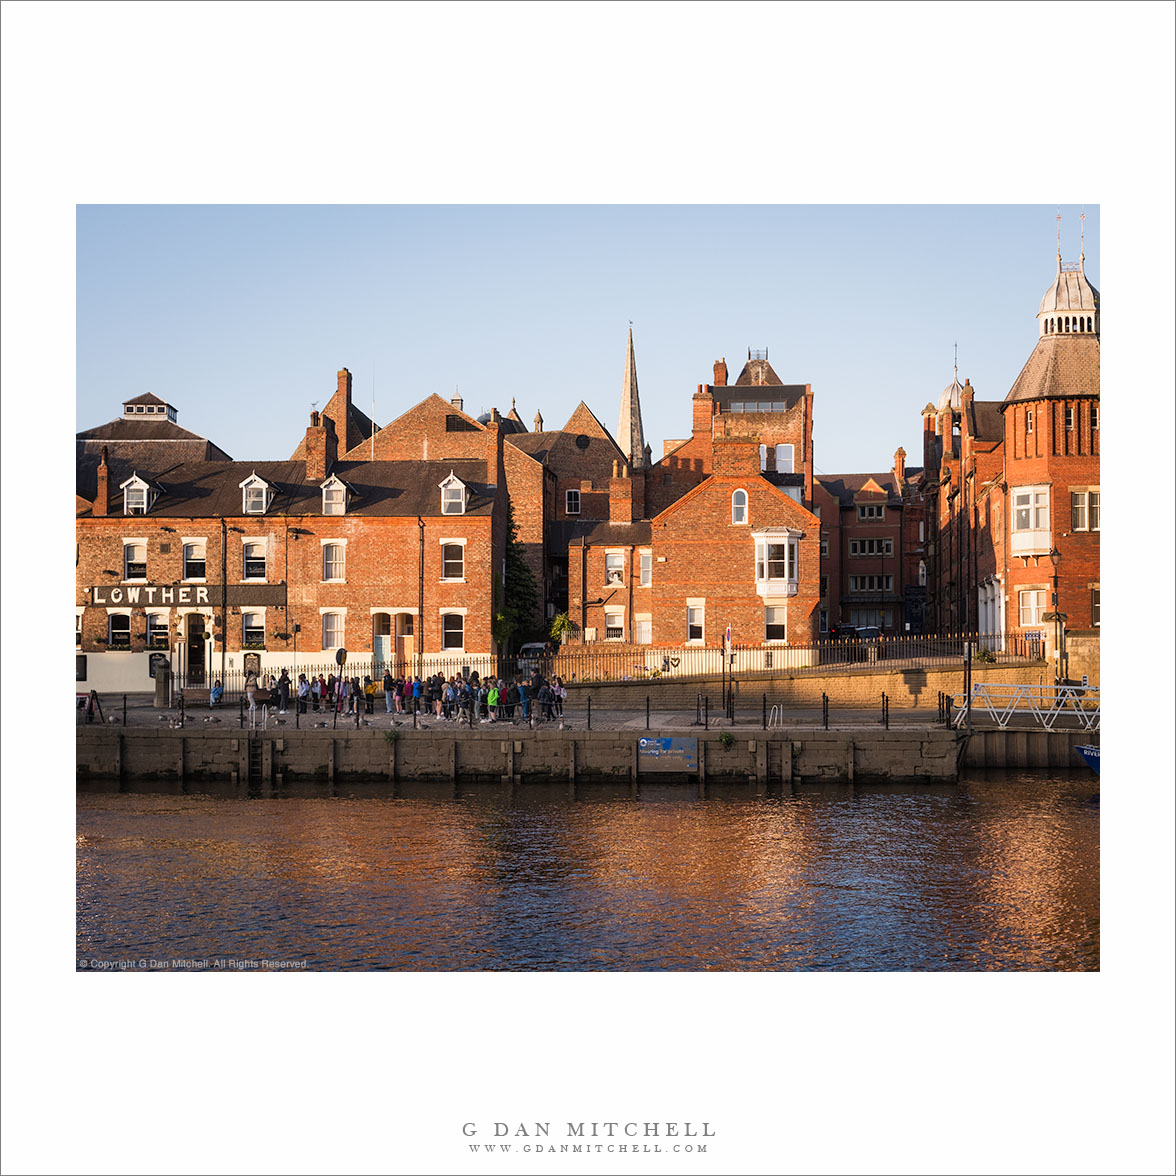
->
<box><xmin>239</xmin><ymin>474</ymin><xmax>273</xmax><ymax>515</ymax></box>
<box><xmin>321</xmin><ymin>475</ymin><xmax>347</xmax><ymax>516</ymax></box>
<box><xmin>120</xmin><ymin>474</ymin><xmax>155</xmax><ymax>515</ymax></box>
<box><xmin>439</xmin><ymin>472</ymin><xmax>467</xmax><ymax>515</ymax></box>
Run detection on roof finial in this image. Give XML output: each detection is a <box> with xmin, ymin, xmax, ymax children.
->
<box><xmin>1056</xmin><ymin>207</ymin><xmax>1062</xmax><ymax>267</ymax></box>
<box><xmin>1080</xmin><ymin>207</ymin><xmax>1086</xmax><ymax>265</ymax></box>
<box><xmin>954</xmin><ymin>341</ymin><xmax>958</xmax><ymax>381</ymax></box>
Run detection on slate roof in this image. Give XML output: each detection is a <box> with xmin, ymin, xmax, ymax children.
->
<box><xmin>967</xmin><ymin>400</ymin><xmax>1005</xmax><ymax>442</ymax></box>
<box><xmin>1002</xmin><ymin>333</ymin><xmax>1100</xmax><ymax>407</ymax></box>
<box><xmin>506</xmin><ymin>432</ymin><xmax>562</xmax><ymax>462</ymax></box>
<box><xmin>557</xmin><ymin>519</ymin><xmax>654</xmax><ymax>547</ymax></box>
<box><xmin>77</xmin><ymin>458</ymin><xmax>496</xmax><ymax>519</ymax></box>
<box><xmin>816</xmin><ymin>472</ymin><xmax>908</xmax><ymax>507</ymax></box>
<box><xmin>121</xmin><ymin>392</ymin><xmax>173</xmax><ymax>408</ymax></box>
<box><xmin>733</xmin><ymin>357</ymin><xmax>786</xmax><ymax>386</ymax></box>
<box><xmin>76</xmin><ymin>420</ymin><xmax>232</xmax><ymax>498</ymax></box>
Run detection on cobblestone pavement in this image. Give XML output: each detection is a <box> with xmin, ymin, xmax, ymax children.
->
<box><xmin>77</xmin><ymin>691</ymin><xmax>951</xmax><ymax>732</ymax></box>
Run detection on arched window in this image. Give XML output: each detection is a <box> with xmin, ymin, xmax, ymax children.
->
<box><xmin>731</xmin><ymin>489</ymin><xmax>748</xmax><ymax>525</ymax></box>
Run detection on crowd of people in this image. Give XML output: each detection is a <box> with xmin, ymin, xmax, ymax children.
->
<box><xmin>233</xmin><ymin>666</ymin><xmax>568</xmax><ymax>724</ymax></box>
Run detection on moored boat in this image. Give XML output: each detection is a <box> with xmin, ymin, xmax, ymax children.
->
<box><xmin>1074</xmin><ymin>744</ymin><xmax>1100</xmax><ymax>775</ymax></box>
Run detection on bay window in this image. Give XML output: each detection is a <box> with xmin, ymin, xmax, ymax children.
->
<box><xmin>1010</xmin><ymin>485</ymin><xmax>1050</xmax><ymax>556</ymax></box>
<box><xmin>753</xmin><ymin>531</ymin><xmax>800</xmax><ymax>596</ymax></box>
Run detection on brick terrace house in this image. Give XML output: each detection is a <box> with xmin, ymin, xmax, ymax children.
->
<box><xmin>814</xmin><ymin>445</ymin><xmax>929</xmax><ymax>635</ymax></box>
<box><xmin>76</xmin><ymin>404</ymin><xmax>508</xmax><ymax>692</ymax></box>
<box><xmin>565</xmin><ymin>353</ymin><xmax>823</xmax><ymax>667</ymax></box>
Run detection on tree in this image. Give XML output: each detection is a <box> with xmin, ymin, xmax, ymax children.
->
<box><xmin>493</xmin><ymin>502</ymin><xmax>540</xmax><ymax>651</ymax></box>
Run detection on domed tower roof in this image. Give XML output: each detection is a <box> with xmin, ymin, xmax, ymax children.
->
<box><xmin>937</xmin><ymin>372</ymin><xmax>965</xmax><ymax>414</ymax></box>
<box><xmin>1036</xmin><ymin>252</ymin><xmax>1100</xmax><ymax>339</ymax></box>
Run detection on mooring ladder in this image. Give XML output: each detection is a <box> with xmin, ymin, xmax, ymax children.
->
<box><xmin>953</xmin><ymin>683</ymin><xmax>1100</xmax><ymax>731</ymax></box>
<box><xmin>247</xmin><ymin>737</ymin><xmax>264</xmax><ymax>785</ymax></box>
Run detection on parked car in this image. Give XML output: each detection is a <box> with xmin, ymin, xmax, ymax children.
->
<box><xmin>516</xmin><ymin>642</ymin><xmax>549</xmax><ymax>674</ymax></box>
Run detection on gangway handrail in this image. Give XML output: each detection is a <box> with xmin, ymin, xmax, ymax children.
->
<box><xmin>953</xmin><ymin>683</ymin><xmax>1099</xmax><ymax>731</ymax></box>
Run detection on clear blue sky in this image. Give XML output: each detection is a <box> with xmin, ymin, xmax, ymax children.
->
<box><xmin>76</xmin><ymin>204</ymin><xmax>1098</xmax><ymax>476</ymax></box>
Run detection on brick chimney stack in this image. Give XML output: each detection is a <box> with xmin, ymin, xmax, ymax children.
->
<box><xmin>305</xmin><ymin>411</ymin><xmax>337</xmax><ymax>481</ymax></box>
<box><xmin>337</xmin><ymin>368</ymin><xmax>352</xmax><ymax>404</ymax></box>
<box><xmin>692</xmin><ymin>386</ymin><xmax>714</xmax><ymax>436</ymax></box>
<box><xmin>893</xmin><ymin>446</ymin><xmax>906</xmax><ymax>485</ymax></box>
<box><xmin>95</xmin><ymin>446</ymin><xmax>110</xmax><ymax>516</ymax></box>
<box><xmin>712</xmin><ymin>436</ymin><xmax>760</xmax><ymax>476</ymax></box>
<box><xmin>713</xmin><ymin>358</ymin><xmax>728</xmax><ymax>386</ymax></box>
<box><xmin>609</xmin><ymin>462</ymin><xmax>635</xmax><ymax>523</ymax></box>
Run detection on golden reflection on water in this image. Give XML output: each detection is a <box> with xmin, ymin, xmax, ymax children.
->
<box><xmin>76</xmin><ymin>773</ymin><xmax>1099</xmax><ymax>972</ymax></box>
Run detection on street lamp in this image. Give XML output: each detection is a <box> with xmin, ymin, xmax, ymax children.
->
<box><xmin>1048</xmin><ymin>547</ymin><xmax>1063</xmax><ymax>685</ymax></box>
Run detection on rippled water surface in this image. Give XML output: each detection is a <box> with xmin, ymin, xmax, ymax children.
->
<box><xmin>77</xmin><ymin>773</ymin><xmax>1099</xmax><ymax>971</ymax></box>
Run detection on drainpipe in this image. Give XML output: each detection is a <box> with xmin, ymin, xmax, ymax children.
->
<box><xmin>417</xmin><ymin>517</ymin><xmax>425</xmax><ymax>679</ymax></box>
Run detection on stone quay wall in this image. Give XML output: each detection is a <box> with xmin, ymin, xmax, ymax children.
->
<box><xmin>77</xmin><ymin>726</ymin><xmax>973</xmax><ymax>786</ymax></box>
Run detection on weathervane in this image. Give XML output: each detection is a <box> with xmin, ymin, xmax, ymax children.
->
<box><xmin>1056</xmin><ymin>208</ymin><xmax>1062</xmax><ymax>257</ymax></box>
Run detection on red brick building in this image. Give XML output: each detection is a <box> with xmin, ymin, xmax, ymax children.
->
<box><xmin>77</xmin><ymin>404</ymin><xmax>508</xmax><ymax>691</ymax></box>
<box><xmin>918</xmin><ymin>248</ymin><xmax>1100</xmax><ymax>673</ymax></box>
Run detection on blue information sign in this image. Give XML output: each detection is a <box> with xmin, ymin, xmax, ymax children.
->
<box><xmin>638</xmin><ymin>737</ymin><xmax>698</xmax><ymax>773</ymax></box>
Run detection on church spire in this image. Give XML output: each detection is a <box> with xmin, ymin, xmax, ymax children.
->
<box><xmin>617</xmin><ymin>326</ymin><xmax>648</xmax><ymax>468</ymax></box>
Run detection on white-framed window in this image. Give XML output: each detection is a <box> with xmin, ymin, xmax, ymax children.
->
<box><xmin>322</xmin><ymin>475</ymin><xmax>347</xmax><ymax>516</ymax></box>
<box><xmin>765</xmin><ymin>606</ymin><xmax>787</xmax><ymax>642</ymax></box>
<box><xmin>1091</xmin><ymin>588</ymin><xmax>1100</xmax><ymax>627</ymax></box>
<box><xmin>731</xmin><ymin>489</ymin><xmax>748</xmax><ymax>525</ymax></box>
<box><xmin>182</xmin><ymin>541</ymin><xmax>206</xmax><ymax>581</ymax></box>
<box><xmin>857</xmin><ymin>504</ymin><xmax>885</xmax><ymax>521</ymax></box>
<box><xmin>639</xmin><ymin>550</ymin><xmax>652</xmax><ymax>586</ymax></box>
<box><xmin>850</xmin><ymin>575</ymin><xmax>893</xmax><ymax>592</ymax></box>
<box><xmin>1018</xmin><ymin>588</ymin><xmax>1046</xmax><ymax>627</ymax></box>
<box><xmin>918</xmin><ymin>560</ymin><xmax>927</xmax><ymax>586</ymax></box>
<box><xmin>604</xmin><ymin>611</ymin><xmax>624</xmax><ymax>641</ymax></box>
<box><xmin>775</xmin><ymin>444</ymin><xmax>795</xmax><ymax>473</ymax></box>
<box><xmin>754</xmin><ymin>531</ymin><xmax>799</xmax><ymax>596</ymax></box>
<box><xmin>123</xmin><ymin>541</ymin><xmax>147</xmax><ymax>581</ymax></box>
<box><xmin>686</xmin><ymin>600</ymin><xmax>705</xmax><ymax>643</ymax></box>
<box><xmin>565</xmin><ymin>488</ymin><xmax>581</xmax><ymax>515</ymax></box>
<box><xmin>783</xmin><ymin>486</ymin><xmax>803</xmax><ymax>504</ymax></box>
<box><xmin>76</xmin><ymin>612</ymin><xmax>83</xmax><ymax>647</ymax></box>
<box><xmin>1065</xmin><ymin>406</ymin><xmax>1074</xmax><ymax>431</ymax></box>
<box><xmin>1026</xmin><ymin>409</ymin><xmax>1034</xmax><ymax>434</ymax></box>
<box><xmin>1091</xmin><ymin>404</ymin><xmax>1099</xmax><ymax>430</ymax></box>
<box><xmin>242</xmin><ymin>541</ymin><xmax>266</xmax><ymax>580</ymax></box>
<box><xmin>108</xmin><ymin>612</ymin><xmax>131</xmax><ymax>649</ymax></box>
<box><xmin>146</xmin><ymin>613</ymin><xmax>169</xmax><ymax>649</ymax></box>
<box><xmin>1011</xmin><ymin>485</ymin><xmax>1051</xmax><ymax>555</ymax></box>
<box><xmin>121</xmin><ymin>475</ymin><xmax>152</xmax><ymax>515</ymax></box>
<box><xmin>239</xmin><ymin>474</ymin><xmax>272</xmax><ymax>515</ymax></box>
<box><xmin>439</xmin><ymin>473</ymin><xmax>467</xmax><ymax>515</ymax></box>
<box><xmin>605</xmin><ymin>552</ymin><xmax>624</xmax><ymax>585</ymax></box>
<box><xmin>634</xmin><ymin>617</ymin><xmax>652</xmax><ymax>645</ymax></box>
<box><xmin>243</xmin><ymin>612</ymin><xmax>266</xmax><ymax>648</ymax></box>
<box><xmin>812</xmin><ymin>504</ymin><xmax>821</xmax><ymax>519</ymax></box>
<box><xmin>441</xmin><ymin>613</ymin><xmax>464</xmax><ymax>650</ymax></box>
<box><xmin>1071</xmin><ymin>489</ymin><xmax>1100</xmax><ymax>532</ymax></box>
<box><xmin>820</xmin><ymin>538</ymin><xmax>828</xmax><ymax>558</ymax></box>
<box><xmin>441</xmin><ymin>543</ymin><xmax>465</xmax><ymax>580</ymax></box>
<box><xmin>321</xmin><ymin>611</ymin><xmax>344</xmax><ymax>650</ymax></box>
<box><xmin>759</xmin><ymin>444</ymin><xmax>768</xmax><ymax>472</ymax></box>
<box><xmin>322</xmin><ymin>541</ymin><xmax>346</xmax><ymax>582</ymax></box>
<box><xmin>849</xmin><ymin>538</ymin><xmax>893</xmax><ymax>557</ymax></box>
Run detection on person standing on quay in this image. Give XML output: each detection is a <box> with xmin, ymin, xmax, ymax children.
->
<box><xmin>277</xmin><ymin>668</ymin><xmax>291</xmax><ymax>714</ymax></box>
<box><xmin>297</xmin><ymin>673</ymin><xmax>309</xmax><ymax>714</ymax></box>
<box><xmin>383</xmin><ymin>668</ymin><xmax>395</xmax><ymax>714</ymax></box>
<box><xmin>244</xmin><ymin>668</ymin><xmax>258</xmax><ymax>719</ymax></box>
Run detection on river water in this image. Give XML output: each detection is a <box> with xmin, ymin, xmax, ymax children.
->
<box><xmin>76</xmin><ymin>772</ymin><xmax>1099</xmax><ymax>971</ymax></box>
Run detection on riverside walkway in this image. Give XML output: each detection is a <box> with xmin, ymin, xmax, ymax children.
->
<box><xmin>77</xmin><ymin>692</ymin><xmax>1097</xmax><ymax>733</ymax></box>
